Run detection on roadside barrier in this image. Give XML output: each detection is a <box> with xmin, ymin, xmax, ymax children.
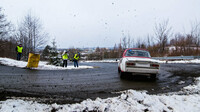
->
<box><xmin>152</xmin><ymin>56</ymin><xmax>200</xmax><ymax>60</ymax></box>
<box><xmin>27</xmin><ymin>53</ymin><xmax>40</xmax><ymax>68</ymax></box>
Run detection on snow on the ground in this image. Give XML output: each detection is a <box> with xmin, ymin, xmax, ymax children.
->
<box><xmin>0</xmin><ymin>77</ymin><xmax>200</xmax><ymax>112</ymax></box>
<box><xmin>182</xmin><ymin>77</ymin><xmax>200</xmax><ymax>94</ymax></box>
<box><xmin>0</xmin><ymin>58</ymin><xmax>93</xmax><ymax>70</ymax></box>
<box><xmin>83</xmin><ymin>60</ymin><xmax>119</xmax><ymax>63</ymax></box>
<box><xmin>0</xmin><ymin>89</ymin><xmax>200</xmax><ymax>112</ymax></box>
<box><xmin>159</xmin><ymin>59</ymin><xmax>200</xmax><ymax>64</ymax></box>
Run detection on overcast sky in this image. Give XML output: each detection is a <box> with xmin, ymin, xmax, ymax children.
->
<box><xmin>1</xmin><ymin>0</ymin><xmax>200</xmax><ymax>48</ymax></box>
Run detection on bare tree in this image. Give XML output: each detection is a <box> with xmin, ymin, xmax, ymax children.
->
<box><xmin>136</xmin><ymin>38</ymin><xmax>147</xmax><ymax>49</ymax></box>
<box><xmin>131</xmin><ymin>38</ymin><xmax>134</xmax><ymax>48</ymax></box>
<box><xmin>154</xmin><ymin>19</ymin><xmax>172</xmax><ymax>54</ymax></box>
<box><xmin>172</xmin><ymin>34</ymin><xmax>186</xmax><ymax>55</ymax></box>
<box><xmin>122</xmin><ymin>36</ymin><xmax>127</xmax><ymax>49</ymax></box>
<box><xmin>127</xmin><ymin>34</ymin><xmax>131</xmax><ymax>48</ymax></box>
<box><xmin>136</xmin><ymin>38</ymin><xmax>141</xmax><ymax>48</ymax></box>
<box><xmin>0</xmin><ymin>8</ymin><xmax>12</xmax><ymax>40</ymax></box>
<box><xmin>147</xmin><ymin>34</ymin><xmax>151</xmax><ymax>47</ymax></box>
<box><xmin>121</xmin><ymin>33</ymin><xmax>132</xmax><ymax>49</ymax></box>
<box><xmin>190</xmin><ymin>21</ymin><xmax>200</xmax><ymax>54</ymax></box>
<box><xmin>118</xmin><ymin>43</ymin><xmax>122</xmax><ymax>58</ymax></box>
<box><xmin>17</xmin><ymin>13</ymin><xmax>48</xmax><ymax>57</ymax></box>
<box><xmin>0</xmin><ymin>7</ymin><xmax>18</xmax><ymax>58</ymax></box>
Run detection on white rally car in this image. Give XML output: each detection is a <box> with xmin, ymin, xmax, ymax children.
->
<box><xmin>118</xmin><ymin>48</ymin><xmax>160</xmax><ymax>79</ymax></box>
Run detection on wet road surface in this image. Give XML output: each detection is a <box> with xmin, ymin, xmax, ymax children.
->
<box><xmin>0</xmin><ymin>62</ymin><xmax>199</xmax><ymax>104</ymax></box>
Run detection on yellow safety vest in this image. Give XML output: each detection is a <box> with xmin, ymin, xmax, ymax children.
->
<box><xmin>17</xmin><ymin>46</ymin><xmax>23</xmax><ymax>53</ymax></box>
<box><xmin>62</xmin><ymin>54</ymin><xmax>68</xmax><ymax>60</ymax></box>
<box><xmin>74</xmin><ymin>54</ymin><xmax>79</xmax><ymax>60</ymax></box>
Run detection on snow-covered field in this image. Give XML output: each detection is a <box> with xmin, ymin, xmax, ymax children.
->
<box><xmin>1</xmin><ymin>58</ymin><xmax>200</xmax><ymax>112</ymax></box>
<box><xmin>0</xmin><ymin>58</ymin><xmax>94</xmax><ymax>70</ymax></box>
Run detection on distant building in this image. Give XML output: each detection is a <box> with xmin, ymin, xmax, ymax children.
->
<box><xmin>167</xmin><ymin>45</ymin><xmax>200</xmax><ymax>54</ymax></box>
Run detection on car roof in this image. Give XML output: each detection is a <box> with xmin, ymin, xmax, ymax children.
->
<box><xmin>125</xmin><ymin>48</ymin><xmax>149</xmax><ymax>51</ymax></box>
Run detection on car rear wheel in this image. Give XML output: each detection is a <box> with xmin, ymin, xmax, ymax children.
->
<box><xmin>120</xmin><ymin>71</ymin><xmax>128</xmax><ymax>79</ymax></box>
<box><xmin>118</xmin><ymin>67</ymin><xmax>121</xmax><ymax>73</ymax></box>
<box><xmin>150</xmin><ymin>74</ymin><xmax>157</xmax><ymax>80</ymax></box>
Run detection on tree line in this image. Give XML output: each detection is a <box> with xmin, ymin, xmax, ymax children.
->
<box><xmin>0</xmin><ymin>7</ymin><xmax>48</xmax><ymax>59</ymax></box>
<box><xmin>87</xmin><ymin>20</ymin><xmax>200</xmax><ymax>59</ymax></box>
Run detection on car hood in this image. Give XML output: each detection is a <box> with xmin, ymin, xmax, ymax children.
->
<box><xmin>125</xmin><ymin>57</ymin><xmax>160</xmax><ymax>63</ymax></box>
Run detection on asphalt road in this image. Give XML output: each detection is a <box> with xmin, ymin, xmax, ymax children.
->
<box><xmin>0</xmin><ymin>62</ymin><xmax>199</xmax><ymax>104</ymax></box>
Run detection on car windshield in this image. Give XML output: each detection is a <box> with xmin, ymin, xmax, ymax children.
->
<box><xmin>125</xmin><ymin>49</ymin><xmax>151</xmax><ymax>57</ymax></box>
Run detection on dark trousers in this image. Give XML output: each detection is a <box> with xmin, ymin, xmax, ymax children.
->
<box><xmin>17</xmin><ymin>53</ymin><xmax>22</xmax><ymax>60</ymax></box>
<box><xmin>63</xmin><ymin>60</ymin><xmax>68</xmax><ymax>67</ymax></box>
<box><xmin>74</xmin><ymin>60</ymin><xmax>78</xmax><ymax>67</ymax></box>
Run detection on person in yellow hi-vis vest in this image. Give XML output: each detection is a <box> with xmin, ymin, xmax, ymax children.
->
<box><xmin>73</xmin><ymin>52</ymin><xmax>80</xmax><ymax>67</ymax></box>
<box><xmin>15</xmin><ymin>44</ymin><xmax>23</xmax><ymax>60</ymax></box>
<box><xmin>62</xmin><ymin>50</ymin><xmax>69</xmax><ymax>67</ymax></box>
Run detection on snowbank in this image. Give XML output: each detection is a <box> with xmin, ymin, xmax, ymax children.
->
<box><xmin>0</xmin><ymin>90</ymin><xmax>200</xmax><ymax>112</ymax></box>
<box><xmin>0</xmin><ymin>77</ymin><xmax>200</xmax><ymax>112</ymax></box>
<box><xmin>159</xmin><ymin>59</ymin><xmax>200</xmax><ymax>64</ymax></box>
<box><xmin>0</xmin><ymin>58</ymin><xmax>94</xmax><ymax>70</ymax></box>
<box><xmin>182</xmin><ymin>77</ymin><xmax>200</xmax><ymax>94</ymax></box>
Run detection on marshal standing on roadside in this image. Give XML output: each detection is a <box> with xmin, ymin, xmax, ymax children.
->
<box><xmin>73</xmin><ymin>52</ymin><xmax>80</xmax><ymax>67</ymax></box>
<box><xmin>15</xmin><ymin>44</ymin><xmax>23</xmax><ymax>60</ymax></box>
